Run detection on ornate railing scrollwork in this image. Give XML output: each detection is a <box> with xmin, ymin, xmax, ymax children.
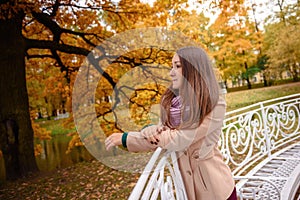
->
<box><xmin>220</xmin><ymin>94</ymin><xmax>300</xmax><ymax>176</ymax></box>
<box><xmin>130</xmin><ymin>94</ymin><xmax>300</xmax><ymax>199</ymax></box>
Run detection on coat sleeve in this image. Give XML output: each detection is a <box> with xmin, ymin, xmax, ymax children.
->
<box><xmin>126</xmin><ymin>131</ymin><xmax>157</xmax><ymax>152</ymax></box>
<box><xmin>126</xmin><ymin>98</ymin><xmax>226</xmax><ymax>153</ymax></box>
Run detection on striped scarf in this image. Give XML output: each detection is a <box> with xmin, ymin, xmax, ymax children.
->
<box><xmin>170</xmin><ymin>96</ymin><xmax>182</xmax><ymax>127</ymax></box>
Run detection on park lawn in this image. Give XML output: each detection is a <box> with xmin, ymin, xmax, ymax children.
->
<box><xmin>0</xmin><ymin>82</ymin><xmax>300</xmax><ymax>199</ymax></box>
<box><xmin>37</xmin><ymin>118</ymin><xmax>76</xmax><ymax>136</ymax></box>
<box><xmin>225</xmin><ymin>82</ymin><xmax>300</xmax><ymax>111</ymax></box>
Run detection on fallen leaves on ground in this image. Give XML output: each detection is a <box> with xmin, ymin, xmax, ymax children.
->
<box><xmin>0</xmin><ymin>160</ymin><xmax>141</xmax><ymax>200</ymax></box>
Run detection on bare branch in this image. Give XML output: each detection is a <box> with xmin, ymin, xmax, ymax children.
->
<box><xmin>50</xmin><ymin>0</ymin><xmax>60</xmax><ymax>17</ymax></box>
<box><xmin>25</xmin><ymin>38</ymin><xmax>90</xmax><ymax>55</ymax></box>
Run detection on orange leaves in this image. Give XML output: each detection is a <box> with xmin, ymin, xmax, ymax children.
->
<box><xmin>66</xmin><ymin>132</ymin><xmax>83</xmax><ymax>154</ymax></box>
<box><xmin>32</xmin><ymin>120</ymin><xmax>52</xmax><ymax>140</ymax></box>
<box><xmin>34</xmin><ymin>144</ymin><xmax>43</xmax><ymax>156</ymax></box>
<box><xmin>31</xmin><ymin>118</ymin><xmax>51</xmax><ymax>156</ymax></box>
<box><xmin>23</xmin><ymin>17</ymin><xmax>52</xmax><ymax>41</ymax></box>
<box><xmin>95</xmin><ymin>101</ymin><xmax>111</xmax><ymax>116</ymax></box>
<box><xmin>30</xmin><ymin>110</ymin><xmax>52</xmax><ymax>142</ymax></box>
<box><xmin>129</xmin><ymin>83</ymin><xmax>164</xmax><ymax>127</ymax></box>
<box><xmin>209</xmin><ymin>0</ymin><xmax>262</xmax><ymax>81</ymax></box>
<box><xmin>0</xmin><ymin>158</ymin><xmax>141</xmax><ymax>199</ymax></box>
<box><xmin>170</xmin><ymin>10</ymin><xmax>210</xmax><ymax>48</ymax></box>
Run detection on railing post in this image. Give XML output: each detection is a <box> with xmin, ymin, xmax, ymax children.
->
<box><xmin>128</xmin><ymin>148</ymin><xmax>163</xmax><ymax>200</ymax></box>
<box><xmin>260</xmin><ymin>102</ymin><xmax>271</xmax><ymax>158</ymax></box>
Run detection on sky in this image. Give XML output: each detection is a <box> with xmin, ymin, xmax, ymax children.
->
<box><xmin>140</xmin><ymin>0</ymin><xmax>298</xmax><ymax>29</ymax></box>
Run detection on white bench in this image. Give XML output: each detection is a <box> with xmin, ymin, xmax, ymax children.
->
<box><xmin>129</xmin><ymin>93</ymin><xmax>300</xmax><ymax>200</ymax></box>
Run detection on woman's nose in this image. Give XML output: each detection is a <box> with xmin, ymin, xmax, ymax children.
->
<box><xmin>169</xmin><ymin>68</ymin><xmax>175</xmax><ymax>76</ymax></box>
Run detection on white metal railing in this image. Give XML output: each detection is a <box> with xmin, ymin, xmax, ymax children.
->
<box><xmin>129</xmin><ymin>93</ymin><xmax>300</xmax><ymax>199</ymax></box>
<box><xmin>220</xmin><ymin>93</ymin><xmax>300</xmax><ymax>176</ymax></box>
<box><xmin>129</xmin><ymin>148</ymin><xmax>188</xmax><ymax>200</ymax></box>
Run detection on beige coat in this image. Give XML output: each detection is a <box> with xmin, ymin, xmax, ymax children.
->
<box><xmin>126</xmin><ymin>98</ymin><xmax>235</xmax><ymax>200</ymax></box>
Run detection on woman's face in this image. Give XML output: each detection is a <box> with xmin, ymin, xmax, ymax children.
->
<box><xmin>170</xmin><ymin>53</ymin><xmax>183</xmax><ymax>90</ymax></box>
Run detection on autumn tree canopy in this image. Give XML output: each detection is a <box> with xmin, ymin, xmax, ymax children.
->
<box><xmin>0</xmin><ymin>0</ymin><xmax>299</xmax><ymax>180</ymax></box>
<box><xmin>0</xmin><ymin>0</ymin><xmax>208</xmax><ymax>180</ymax></box>
<box><xmin>263</xmin><ymin>2</ymin><xmax>300</xmax><ymax>81</ymax></box>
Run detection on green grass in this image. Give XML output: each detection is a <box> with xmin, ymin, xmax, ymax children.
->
<box><xmin>225</xmin><ymin>82</ymin><xmax>300</xmax><ymax>111</ymax></box>
<box><xmin>37</xmin><ymin>118</ymin><xmax>75</xmax><ymax>135</ymax></box>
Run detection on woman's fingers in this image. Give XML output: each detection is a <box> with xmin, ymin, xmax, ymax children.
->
<box><xmin>149</xmin><ymin>126</ymin><xmax>167</xmax><ymax>143</ymax></box>
<box><xmin>105</xmin><ymin>133</ymin><xmax>122</xmax><ymax>150</ymax></box>
<box><xmin>142</xmin><ymin>125</ymin><xmax>169</xmax><ymax>145</ymax></box>
<box><xmin>105</xmin><ymin>138</ymin><xmax>116</xmax><ymax>150</ymax></box>
<box><xmin>105</xmin><ymin>136</ymin><xmax>113</xmax><ymax>150</ymax></box>
<box><xmin>146</xmin><ymin>134</ymin><xmax>160</xmax><ymax>145</ymax></box>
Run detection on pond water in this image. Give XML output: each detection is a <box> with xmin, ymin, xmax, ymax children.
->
<box><xmin>0</xmin><ymin>134</ymin><xmax>95</xmax><ymax>181</ymax></box>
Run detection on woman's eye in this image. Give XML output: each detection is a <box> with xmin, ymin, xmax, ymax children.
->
<box><xmin>175</xmin><ymin>65</ymin><xmax>181</xmax><ymax>69</ymax></box>
<box><xmin>172</xmin><ymin>64</ymin><xmax>181</xmax><ymax>69</ymax></box>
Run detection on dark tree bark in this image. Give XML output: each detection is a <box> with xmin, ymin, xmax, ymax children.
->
<box><xmin>263</xmin><ymin>72</ymin><xmax>268</xmax><ymax>87</ymax></box>
<box><xmin>244</xmin><ymin>62</ymin><xmax>252</xmax><ymax>89</ymax></box>
<box><xmin>291</xmin><ymin>63</ymin><xmax>299</xmax><ymax>82</ymax></box>
<box><xmin>0</xmin><ymin>12</ymin><xmax>38</xmax><ymax>180</ymax></box>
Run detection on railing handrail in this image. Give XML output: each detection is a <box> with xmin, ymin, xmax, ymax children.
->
<box><xmin>130</xmin><ymin>93</ymin><xmax>300</xmax><ymax>199</ymax></box>
<box><xmin>221</xmin><ymin>93</ymin><xmax>300</xmax><ymax>176</ymax></box>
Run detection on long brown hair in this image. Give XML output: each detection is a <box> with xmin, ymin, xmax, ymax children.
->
<box><xmin>160</xmin><ymin>46</ymin><xmax>220</xmax><ymax>129</ymax></box>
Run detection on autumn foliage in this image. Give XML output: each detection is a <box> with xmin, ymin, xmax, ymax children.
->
<box><xmin>0</xmin><ymin>0</ymin><xmax>299</xmax><ymax>181</ymax></box>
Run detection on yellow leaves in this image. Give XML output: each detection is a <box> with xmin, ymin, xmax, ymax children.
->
<box><xmin>23</xmin><ymin>18</ymin><xmax>52</xmax><ymax>41</ymax></box>
<box><xmin>31</xmin><ymin>117</ymin><xmax>51</xmax><ymax>156</ymax></box>
<box><xmin>170</xmin><ymin>10</ymin><xmax>210</xmax><ymax>47</ymax></box>
<box><xmin>210</xmin><ymin>1</ymin><xmax>261</xmax><ymax>81</ymax></box>
<box><xmin>66</xmin><ymin>132</ymin><xmax>83</xmax><ymax>154</ymax></box>
<box><xmin>95</xmin><ymin>102</ymin><xmax>111</xmax><ymax>115</ymax></box>
<box><xmin>129</xmin><ymin>83</ymin><xmax>164</xmax><ymax>127</ymax></box>
<box><xmin>264</xmin><ymin>22</ymin><xmax>300</xmax><ymax>72</ymax></box>
<box><xmin>34</xmin><ymin>144</ymin><xmax>43</xmax><ymax>156</ymax></box>
<box><xmin>228</xmin><ymin>38</ymin><xmax>253</xmax><ymax>53</ymax></box>
<box><xmin>32</xmin><ymin>121</ymin><xmax>52</xmax><ymax>140</ymax></box>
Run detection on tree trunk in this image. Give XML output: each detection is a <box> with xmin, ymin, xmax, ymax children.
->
<box><xmin>263</xmin><ymin>71</ymin><xmax>268</xmax><ymax>87</ymax></box>
<box><xmin>244</xmin><ymin>62</ymin><xmax>252</xmax><ymax>89</ymax></box>
<box><xmin>0</xmin><ymin>13</ymin><xmax>38</xmax><ymax>180</ymax></box>
<box><xmin>292</xmin><ymin>63</ymin><xmax>299</xmax><ymax>82</ymax></box>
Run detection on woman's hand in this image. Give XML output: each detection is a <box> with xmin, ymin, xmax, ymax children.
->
<box><xmin>141</xmin><ymin>125</ymin><xmax>167</xmax><ymax>145</ymax></box>
<box><xmin>105</xmin><ymin>133</ymin><xmax>122</xmax><ymax>150</ymax></box>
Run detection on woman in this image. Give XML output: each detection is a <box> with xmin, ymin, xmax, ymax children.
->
<box><xmin>105</xmin><ymin>46</ymin><xmax>237</xmax><ymax>200</ymax></box>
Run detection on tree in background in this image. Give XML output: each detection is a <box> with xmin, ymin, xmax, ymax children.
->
<box><xmin>27</xmin><ymin>58</ymin><xmax>69</xmax><ymax>119</ymax></box>
<box><xmin>209</xmin><ymin>0</ymin><xmax>261</xmax><ymax>89</ymax></box>
<box><xmin>263</xmin><ymin>1</ymin><xmax>300</xmax><ymax>82</ymax></box>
